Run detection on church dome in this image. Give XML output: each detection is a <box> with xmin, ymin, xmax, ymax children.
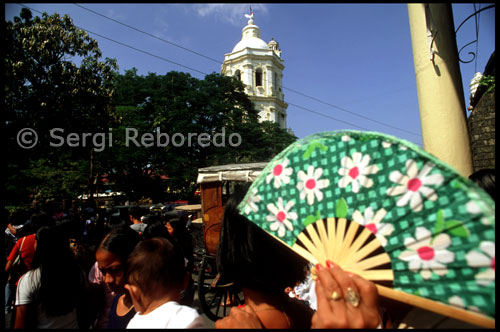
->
<box><xmin>230</xmin><ymin>14</ymin><xmax>269</xmax><ymax>53</ymax></box>
<box><xmin>232</xmin><ymin>35</ymin><xmax>270</xmax><ymax>53</ymax></box>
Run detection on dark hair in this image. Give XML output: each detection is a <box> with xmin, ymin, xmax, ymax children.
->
<box><xmin>163</xmin><ymin>211</ymin><xmax>179</xmax><ymax>222</ymax></box>
<box><xmin>127</xmin><ymin>237</ymin><xmax>185</xmax><ymax>299</ymax></box>
<box><xmin>128</xmin><ymin>207</ymin><xmax>143</xmax><ymax>220</ymax></box>
<box><xmin>167</xmin><ymin>216</ymin><xmax>194</xmax><ymax>272</ymax></box>
<box><xmin>28</xmin><ymin>212</ymin><xmax>53</xmax><ymax>234</ymax></box>
<box><xmin>98</xmin><ymin>225</ymin><xmax>141</xmax><ymax>270</ymax></box>
<box><xmin>216</xmin><ymin>187</ymin><xmax>309</xmax><ymax>293</ymax></box>
<box><xmin>31</xmin><ymin>225</ymin><xmax>85</xmax><ymax>316</ymax></box>
<box><xmin>145</xmin><ymin>214</ymin><xmax>163</xmax><ymax>226</ymax></box>
<box><xmin>107</xmin><ymin>214</ymin><xmax>128</xmax><ymax>229</ymax></box>
<box><xmin>142</xmin><ymin>219</ymin><xmax>175</xmax><ymax>243</ymax></box>
<box><xmin>469</xmin><ymin>168</ymin><xmax>495</xmax><ymax>201</ymax></box>
<box><xmin>8</xmin><ymin>210</ymin><xmax>29</xmax><ymax>226</ymax></box>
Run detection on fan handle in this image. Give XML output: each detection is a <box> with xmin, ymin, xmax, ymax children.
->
<box><xmin>376</xmin><ymin>284</ymin><xmax>495</xmax><ymax>328</ymax></box>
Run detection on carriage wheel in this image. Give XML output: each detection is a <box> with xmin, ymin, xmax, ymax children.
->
<box><xmin>197</xmin><ymin>255</ymin><xmax>243</xmax><ymax>321</ymax></box>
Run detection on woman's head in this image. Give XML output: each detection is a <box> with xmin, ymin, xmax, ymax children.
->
<box><xmin>469</xmin><ymin>168</ymin><xmax>495</xmax><ymax>201</ymax></box>
<box><xmin>96</xmin><ymin>225</ymin><xmax>141</xmax><ymax>293</ymax></box>
<box><xmin>33</xmin><ymin>225</ymin><xmax>73</xmax><ymax>268</ymax></box>
<box><xmin>216</xmin><ymin>186</ymin><xmax>310</xmax><ymax>294</ymax></box>
<box><xmin>126</xmin><ymin>237</ymin><xmax>186</xmax><ymax>309</ymax></box>
<box><xmin>32</xmin><ymin>225</ymin><xmax>83</xmax><ymax>316</ymax></box>
<box><xmin>29</xmin><ymin>212</ymin><xmax>53</xmax><ymax>235</ymax></box>
<box><xmin>142</xmin><ymin>217</ymin><xmax>175</xmax><ymax>243</ymax></box>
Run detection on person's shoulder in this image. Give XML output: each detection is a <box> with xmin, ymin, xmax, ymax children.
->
<box><xmin>24</xmin><ymin>233</ymin><xmax>36</xmax><ymax>242</ymax></box>
<box><xmin>162</xmin><ymin>302</ymin><xmax>206</xmax><ymax>328</ymax></box>
<box><xmin>284</xmin><ymin>296</ymin><xmax>314</xmax><ymax>320</ymax></box>
<box><xmin>130</xmin><ymin>223</ymin><xmax>147</xmax><ymax>232</ymax></box>
<box><xmin>18</xmin><ymin>268</ymin><xmax>41</xmax><ymax>286</ymax></box>
<box><xmin>161</xmin><ymin>302</ymin><xmax>201</xmax><ymax>319</ymax></box>
<box><xmin>285</xmin><ymin>296</ymin><xmax>314</xmax><ymax>328</ymax></box>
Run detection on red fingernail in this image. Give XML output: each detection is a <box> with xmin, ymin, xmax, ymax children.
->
<box><xmin>315</xmin><ymin>263</ymin><xmax>324</xmax><ymax>270</ymax></box>
<box><xmin>240</xmin><ymin>304</ymin><xmax>245</xmax><ymax>308</ymax></box>
<box><xmin>326</xmin><ymin>260</ymin><xmax>335</xmax><ymax>268</ymax></box>
<box><xmin>237</xmin><ymin>305</ymin><xmax>242</xmax><ymax>308</ymax></box>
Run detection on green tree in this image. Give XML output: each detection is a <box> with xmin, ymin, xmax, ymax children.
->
<box><xmin>106</xmin><ymin>69</ymin><xmax>296</xmax><ymax>201</ymax></box>
<box><xmin>5</xmin><ymin>8</ymin><xmax>118</xmax><ymax>204</ymax></box>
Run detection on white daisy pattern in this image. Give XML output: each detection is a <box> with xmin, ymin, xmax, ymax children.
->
<box><xmin>381</xmin><ymin>141</ymin><xmax>408</xmax><ymax>150</ymax></box>
<box><xmin>465</xmin><ymin>189</ymin><xmax>493</xmax><ymax>226</ymax></box>
<box><xmin>243</xmin><ymin>188</ymin><xmax>262</xmax><ymax>215</ymax></box>
<box><xmin>352</xmin><ymin>207</ymin><xmax>393</xmax><ymax>246</ymax></box>
<box><xmin>448</xmin><ymin>296</ymin><xmax>481</xmax><ymax>313</ymax></box>
<box><xmin>382</xmin><ymin>141</ymin><xmax>392</xmax><ymax>148</ymax></box>
<box><xmin>338</xmin><ymin>152</ymin><xmax>379</xmax><ymax>193</ymax></box>
<box><xmin>386</xmin><ymin>160</ymin><xmax>444</xmax><ymax>212</ymax></box>
<box><xmin>266</xmin><ymin>198</ymin><xmax>297</xmax><ymax>238</ymax></box>
<box><xmin>398</xmin><ymin>227</ymin><xmax>455</xmax><ymax>279</ymax></box>
<box><xmin>266</xmin><ymin>159</ymin><xmax>293</xmax><ymax>189</ymax></box>
<box><xmin>296</xmin><ymin>166</ymin><xmax>330</xmax><ymax>205</ymax></box>
<box><xmin>465</xmin><ymin>241</ymin><xmax>495</xmax><ymax>286</ymax></box>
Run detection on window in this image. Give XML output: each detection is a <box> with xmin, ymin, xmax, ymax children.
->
<box><xmin>255</xmin><ymin>68</ymin><xmax>262</xmax><ymax>87</ymax></box>
<box><xmin>235</xmin><ymin>70</ymin><xmax>241</xmax><ymax>81</ymax></box>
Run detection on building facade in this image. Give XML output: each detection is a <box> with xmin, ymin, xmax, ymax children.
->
<box><xmin>221</xmin><ymin>13</ymin><xmax>288</xmax><ymax>129</ymax></box>
<box><xmin>467</xmin><ymin>52</ymin><xmax>495</xmax><ymax>172</ymax></box>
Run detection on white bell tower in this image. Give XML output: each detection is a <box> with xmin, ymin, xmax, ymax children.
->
<box><xmin>221</xmin><ymin>12</ymin><xmax>288</xmax><ymax>129</ymax></box>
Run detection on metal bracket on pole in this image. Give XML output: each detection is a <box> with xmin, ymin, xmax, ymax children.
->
<box><xmin>425</xmin><ymin>4</ymin><xmax>438</xmax><ymax>62</ymax></box>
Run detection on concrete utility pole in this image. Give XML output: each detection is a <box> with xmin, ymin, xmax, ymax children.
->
<box><xmin>408</xmin><ymin>3</ymin><xmax>473</xmax><ymax>177</ymax></box>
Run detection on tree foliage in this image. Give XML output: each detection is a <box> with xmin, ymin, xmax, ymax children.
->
<box><xmin>105</xmin><ymin>69</ymin><xmax>296</xmax><ymax>201</ymax></box>
<box><xmin>5</xmin><ymin>8</ymin><xmax>118</xmax><ymax>203</ymax></box>
<box><xmin>6</xmin><ymin>9</ymin><xmax>297</xmax><ymax>204</ymax></box>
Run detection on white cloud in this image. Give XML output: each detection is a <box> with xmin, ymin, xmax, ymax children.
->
<box><xmin>192</xmin><ymin>4</ymin><xmax>268</xmax><ymax>26</ymax></box>
<box><xmin>150</xmin><ymin>15</ymin><xmax>193</xmax><ymax>49</ymax></box>
<box><xmin>106</xmin><ymin>9</ymin><xmax>125</xmax><ymax>21</ymax></box>
<box><xmin>152</xmin><ymin>16</ymin><xmax>170</xmax><ymax>39</ymax></box>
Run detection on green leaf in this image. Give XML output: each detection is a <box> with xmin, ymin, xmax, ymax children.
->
<box><xmin>304</xmin><ymin>211</ymin><xmax>322</xmax><ymax>227</ymax></box>
<box><xmin>445</xmin><ymin>220</ymin><xmax>470</xmax><ymax>238</ymax></box>
<box><xmin>317</xmin><ymin>142</ymin><xmax>328</xmax><ymax>152</ymax></box>
<box><xmin>304</xmin><ymin>215</ymin><xmax>316</xmax><ymax>227</ymax></box>
<box><xmin>302</xmin><ymin>140</ymin><xmax>327</xmax><ymax>159</ymax></box>
<box><xmin>315</xmin><ymin>210</ymin><xmax>322</xmax><ymax>221</ymax></box>
<box><xmin>303</xmin><ymin>146</ymin><xmax>315</xmax><ymax>159</ymax></box>
<box><xmin>434</xmin><ymin>210</ymin><xmax>445</xmax><ymax>234</ymax></box>
<box><xmin>336</xmin><ymin>198</ymin><xmax>348</xmax><ymax>218</ymax></box>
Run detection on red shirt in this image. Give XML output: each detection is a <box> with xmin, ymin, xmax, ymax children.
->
<box><xmin>7</xmin><ymin>234</ymin><xmax>36</xmax><ymax>284</ymax></box>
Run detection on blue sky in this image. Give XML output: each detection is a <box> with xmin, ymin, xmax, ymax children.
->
<box><xmin>5</xmin><ymin>3</ymin><xmax>495</xmax><ymax>147</ymax></box>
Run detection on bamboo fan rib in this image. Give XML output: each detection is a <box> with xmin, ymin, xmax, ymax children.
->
<box><xmin>238</xmin><ymin>130</ymin><xmax>495</xmax><ymax>328</ymax></box>
<box><xmin>292</xmin><ymin>218</ymin><xmax>394</xmax><ymax>282</ymax></box>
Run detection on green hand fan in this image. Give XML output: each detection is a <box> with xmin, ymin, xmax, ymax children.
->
<box><xmin>237</xmin><ymin>130</ymin><xmax>495</xmax><ymax>328</ymax></box>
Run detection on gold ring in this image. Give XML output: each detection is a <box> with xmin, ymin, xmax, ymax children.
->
<box><xmin>346</xmin><ymin>287</ymin><xmax>360</xmax><ymax>307</ymax></box>
<box><xmin>331</xmin><ymin>291</ymin><xmax>342</xmax><ymax>301</ymax></box>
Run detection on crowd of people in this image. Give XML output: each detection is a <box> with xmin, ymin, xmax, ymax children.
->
<box><xmin>3</xmin><ymin>168</ymin><xmax>494</xmax><ymax>329</ymax></box>
<box><xmin>4</xmin><ymin>201</ymin><xmax>200</xmax><ymax>329</ymax></box>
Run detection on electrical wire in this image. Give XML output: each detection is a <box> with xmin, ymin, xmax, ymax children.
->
<box><xmin>283</xmin><ymin>86</ymin><xmax>421</xmax><ymax>137</ymax></box>
<box><xmin>13</xmin><ymin>3</ymin><xmax>422</xmax><ymax>145</ymax></box>
<box><xmin>73</xmin><ymin>3</ymin><xmax>222</xmax><ymax>65</ymax></box>
<box><xmin>71</xmin><ymin>3</ymin><xmax>422</xmax><ymax>138</ymax></box>
<box><xmin>286</xmin><ymin>102</ymin><xmax>371</xmax><ymax>131</ymax></box>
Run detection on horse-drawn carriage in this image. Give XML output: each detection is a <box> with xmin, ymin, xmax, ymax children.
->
<box><xmin>194</xmin><ymin>162</ymin><xmax>267</xmax><ymax>321</ymax></box>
